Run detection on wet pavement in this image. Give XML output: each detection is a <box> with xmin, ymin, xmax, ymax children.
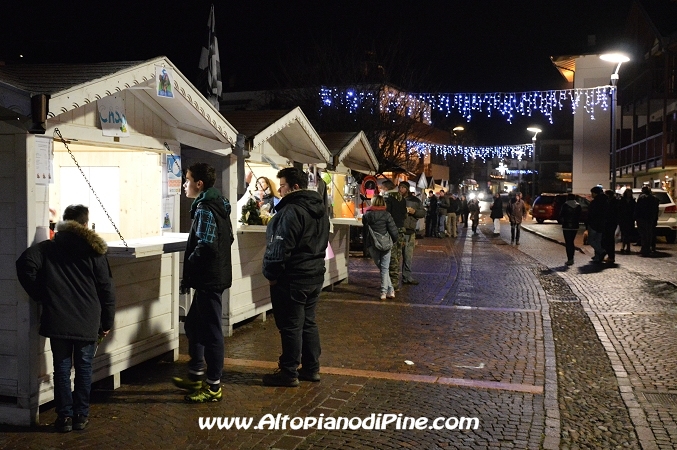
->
<box><xmin>1</xmin><ymin>217</ymin><xmax>677</xmax><ymax>449</ymax></box>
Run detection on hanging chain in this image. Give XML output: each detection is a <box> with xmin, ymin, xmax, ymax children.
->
<box><xmin>53</xmin><ymin>128</ymin><xmax>128</xmax><ymax>249</ymax></box>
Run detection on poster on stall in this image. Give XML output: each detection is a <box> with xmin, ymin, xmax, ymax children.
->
<box><xmin>162</xmin><ymin>197</ymin><xmax>174</xmax><ymax>230</ymax></box>
<box><xmin>97</xmin><ymin>94</ymin><xmax>130</xmax><ymax>137</ymax></box>
<box><xmin>156</xmin><ymin>66</ymin><xmax>174</xmax><ymax>98</ymax></box>
<box><xmin>167</xmin><ymin>154</ymin><xmax>182</xmax><ymax>195</ymax></box>
<box><xmin>35</xmin><ymin>135</ymin><xmax>53</xmax><ymax>185</ymax></box>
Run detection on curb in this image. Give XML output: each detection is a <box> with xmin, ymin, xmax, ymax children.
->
<box><xmin>521</xmin><ymin>225</ymin><xmax>586</xmax><ymax>254</ymax></box>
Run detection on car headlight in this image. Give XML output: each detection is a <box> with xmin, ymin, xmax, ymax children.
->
<box><xmin>469</xmin><ymin>193</ymin><xmax>476</xmax><ymax>200</ymax></box>
<box><xmin>478</xmin><ymin>192</ymin><xmax>484</xmax><ymax>200</ymax></box>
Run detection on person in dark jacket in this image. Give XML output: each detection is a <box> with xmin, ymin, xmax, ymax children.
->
<box><xmin>173</xmin><ymin>163</ymin><xmax>234</xmax><ymax>403</ymax></box>
<box><xmin>603</xmin><ymin>190</ymin><xmax>620</xmax><ymax>263</ymax></box>
<box><xmin>402</xmin><ymin>186</ymin><xmax>427</xmax><ymax>285</ymax></box>
<box><xmin>363</xmin><ymin>195</ymin><xmax>399</xmax><ymax>299</ymax></box>
<box><xmin>437</xmin><ymin>189</ymin><xmax>450</xmax><ymax>237</ymax></box>
<box><xmin>16</xmin><ymin>205</ymin><xmax>116</xmax><ymax>433</ymax></box>
<box><xmin>586</xmin><ymin>186</ymin><xmax>608</xmax><ymax>263</ymax></box>
<box><xmin>559</xmin><ymin>194</ymin><xmax>582</xmax><ymax>265</ymax></box>
<box><xmin>618</xmin><ymin>188</ymin><xmax>636</xmax><ymax>254</ymax></box>
<box><xmin>490</xmin><ymin>192</ymin><xmax>504</xmax><ymax>235</ymax></box>
<box><xmin>635</xmin><ymin>186</ymin><xmax>659</xmax><ymax>257</ymax></box>
<box><xmin>468</xmin><ymin>198</ymin><xmax>480</xmax><ymax>234</ymax></box>
<box><xmin>424</xmin><ymin>190</ymin><xmax>438</xmax><ymax>237</ymax></box>
<box><xmin>460</xmin><ymin>194</ymin><xmax>469</xmax><ymax>228</ymax></box>
<box><xmin>262</xmin><ymin>167</ymin><xmax>330</xmax><ymax>387</ymax></box>
<box><xmin>384</xmin><ymin>180</ymin><xmax>408</xmax><ymax>290</ymax></box>
<box><xmin>447</xmin><ymin>194</ymin><xmax>461</xmax><ymax>237</ymax></box>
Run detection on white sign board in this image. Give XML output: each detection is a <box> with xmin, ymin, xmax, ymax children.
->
<box><xmin>35</xmin><ymin>136</ymin><xmax>53</xmax><ymax>185</ymax></box>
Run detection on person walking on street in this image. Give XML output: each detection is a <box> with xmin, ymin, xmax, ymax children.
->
<box><xmin>262</xmin><ymin>167</ymin><xmax>330</xmax><ymax>387</ymax></box>
<box><xmin>559</xmin><ymin>193</ymin><xmax>582</xmax><ymax>265</ymax></box>
<box><xmin>460</xmin><ymin>194</ymin><xmax>469</xmax><ymax>228</ymax></box>
<box><xmin>363</xmin><ymin>195</ymin><xmax>399</xmax><ymax>299</ymax></box>
<box><xmin>173</xmin><ymin>163</ymin><xmax>234</xmax><ymax>402</ymax></box>
<box><xmin>468</xmin><ymin>198</ymin><xmax>480</xmax><ymax>235</ymax></box>
<box><xmin>383</xmin><ymin>180</ymin><xmax>408</xmax><ymax>290</ymax></box>
<box><xmin>448</xmin><ymin>194</ymin><xmax>461</xmax><ymax>238</ymax></box>
<box><xmin>490</xmin><ymin>192</ymin><xmax>504</xmax><ymax>236</ymax></box>
<box><xmin>603</xmin><ymin>189</ymin><xmax>620</xmax><ymax>263</ymax></box>
<box><xmin>586</xmin><ymin>186</ymin><xmax>608</xmax><ymax>263</ymax></box>
<box><xmin>618</xmin><ymin>188</ymin><xmax>636</xmax><ymax>254</ymax></box>
<box><xmin>437</xmin><ymin>189</ymin><xmax>450</xmax><ymax>237</ymax></box>
<box><xmin>506</xmin><ymin>192</ymin><xmax>527</xmax><ymax>245</ymax></box>
<box><xmin>424</xmin><ymin>190</ymin><xmax>438</xmax><ymax>237</ymax></box>
<box><xmin>635</xmin><ymin>185</ymin><xmax>659</xmax><ymax>257</ymax></box>
<box><xmin>402</xmin><ymin>186</ymin><xmax>426</xmax><ymax>285</ymax></box>
<box><xmin>16</xmin><ymin>205</ymin><xmax>116</xmax><ymax>432</ymax></box>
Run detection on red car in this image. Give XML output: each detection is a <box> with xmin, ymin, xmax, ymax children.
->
<box><xmin>531</xmin><ymin>193</ymin><xmax>590</xmax><ymax>224</ymax></box>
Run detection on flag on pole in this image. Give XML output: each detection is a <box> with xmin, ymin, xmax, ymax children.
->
<box><xmin>199</xmin><ymin>4</ymin><xmax>222</xmax><ymax>110</ymax></box>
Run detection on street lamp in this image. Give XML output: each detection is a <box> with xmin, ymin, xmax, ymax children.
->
<box><xmin>527</xmin><ymin>127</ymin><xmax>542</xmax><ymax>199</ymax></box>
<box><xmin>600</xmin><ymin>52</ymin><xmax>630</xmax><ymax>190</ymax></box>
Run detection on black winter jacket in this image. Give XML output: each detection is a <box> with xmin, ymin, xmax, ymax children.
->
<box><xmin>587</xmin><ymin>193</ymin><xmax>608</xmax><ymax>232</ymax></box>
<box><xmin>490</xmin><ymin>196</ymin><xmax>504</xmax><ymax>219</ymax></box>
<box><xmin>263</xmin><ymin>189</ymin><xmax>330</xmax><ymax>285</ymax></box>
<box><xmin>183</xmin><ymin>187</ymin><xmax>234</xmax><ymax>292</ymax></box>
<box><xmin>362</xmin><ymin>206</ymin><xmax>399</xmax><ymax>249</ymax></box>
<box><xmin>385</xmin><ymin>191</ymin><xmax>407</xmax><ymax>228</ymax></box>
<box><xmin>16</xmin><ymin>221</ymin><xmax>116</xmax><ymax>341</ymax></box>
<box><xmin>559</xmin><ymin>200</ymin><xmax>582</xmax><ymax>230</ymax></box>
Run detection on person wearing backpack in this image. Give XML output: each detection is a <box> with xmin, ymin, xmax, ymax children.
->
<box><xmin>363</xmin><ymin>195</ymin><xmax>399</xmax><ymax>300</ymax></box>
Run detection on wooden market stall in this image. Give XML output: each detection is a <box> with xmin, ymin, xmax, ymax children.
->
<box><xmin>320</xmin><ymin>131</ymin><xmax>379</xmax><ymax>277</ymax></box>
<box><xmin>220</xmin><ymin>108</ymin><xmax>333</xmax><ymax>335</ymax></box>
<box><xmin>0</xmin><ymin>57</ymin><xmax>238</xmax><ymax>425</ymax></box>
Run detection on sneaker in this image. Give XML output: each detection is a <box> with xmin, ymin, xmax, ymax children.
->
<box><xmin>402</xmin><ymin>279</ymin><xmax>419</xmax><ymax>285</ymax></box>
<box><xmin>510</xmin><ymin>239</ymin><xmax>514</xmax><ymax>244</ymax></box>
<box><xmin>515</xmin><ymin>241</ymin><xmax>520</xmax><ymax>245</ymax></box>
<box><xmin>55</xmin><ymin>416</ymin><xmax>72</xmax><ymax>433</ymax></box>
<box><xmin>298</xmin><ymin>368</ymin><xmax>321</xmax><ymax>382</ymax></box>
<box><xmin>185</xmin><ymin>384</ymin><xmax>222</xmax><ymax>402</ymax></box>
<box><xmin>565</xmin><ymin>259</ymin><xmax>574</xmax><ymax>266</ymax></box>
<box><xmin>172</xmin><ymin>376</ymin><xmax>203</xmax><ymax>392</ymax></box>
<box><xmin>262</xmin><ymin>369</ymin><xmax>299</xmax><ymax>387</ymax></box>
<box><xmin>73</xmin><ymin>414</ymin><xmax>89</xmax><ymax>431</ymax></box>
<box><xmin>380</xmin><ymin>293</ymin><xmax>386</xmax><ymax>300</ymax></box>
<box><xmin>386</xmin><ymin>288</ymin><xmax>395</xmax><ymax>299</ymax></box>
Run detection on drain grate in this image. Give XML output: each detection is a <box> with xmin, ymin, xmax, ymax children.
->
<box><xmin>642</xmin><ymin>392</ymin><xmax>677</xmax><ymax>406</ymax></box>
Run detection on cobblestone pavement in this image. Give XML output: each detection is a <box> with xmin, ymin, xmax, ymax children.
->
<box><xmin>1</xmin><ymin>218</ymin><xmax>675</xmax><ymax>449</ymax></box>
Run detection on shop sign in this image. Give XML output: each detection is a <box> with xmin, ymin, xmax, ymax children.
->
<box><xmin>97</xmin><ymin>94</ymin><xmax>130</xmax><ymax>137</ymax></box>
<box><xmin>35</xmin><ymin>135</ymin><xmax>53</xmax><ymax>185</ymax></box>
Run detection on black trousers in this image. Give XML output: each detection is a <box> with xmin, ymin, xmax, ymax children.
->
<box><xmin>563</xmin><ymin>229</ymin><xmax>577</xmax><ymax>261</ymax></box>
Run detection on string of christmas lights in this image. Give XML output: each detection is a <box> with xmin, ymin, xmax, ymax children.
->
<box><xmin>408</xmin><ymin>142</ymin><xmax>534</xmax><ymax>162</ymax></box>
<box><xmin>319</xmin><ymin>86</ymin><xmax>613</xmax><ymax>124</ymax></box>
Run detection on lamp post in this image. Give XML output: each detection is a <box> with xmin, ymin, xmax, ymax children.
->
<box><xmin>527</xmin><ymin>127</ymin><xmax>542</xmax><ymax>199</ymax></box>
<box><xmin>600</xmin><ymin>52</ymin><xmax>630</xmax><ymax>190</ymax></box>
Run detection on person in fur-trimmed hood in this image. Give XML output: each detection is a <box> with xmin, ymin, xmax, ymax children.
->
<box><xmin>16</xmin><ymin>204</ymin><xmax>116</xmax><ymax>433</ymax></box>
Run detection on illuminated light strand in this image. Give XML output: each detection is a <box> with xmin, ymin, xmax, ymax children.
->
<box><xmin>407</xmin><ymin>142</ymin><xmax>534</xmax><ymax>162</ymax></box>
<box><xmin>319</xmin><ymin>86</ymin><xmax>614</xmax><ymax>124</ymax></box>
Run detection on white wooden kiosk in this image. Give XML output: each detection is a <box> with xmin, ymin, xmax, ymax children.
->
<box><xmin>0</xmin><ymin>57</ymin><xmax>238</xmax><ymax>425</ymax></box>
<box><xmin>320</xmin><ymin>131</ymin><xmax>379</xmax><ymax>276</ymax></box>
<box><xmin>220</xmin><ymin>108</ymin><xmax>332</xmax><ymax>335</ymax></box>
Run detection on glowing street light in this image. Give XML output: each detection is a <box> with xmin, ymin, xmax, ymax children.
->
<box><xmin>527</xmin><ymin>127</ymin><xmax>542</xmax><ymax>199</ymax></box>
<box><xmin>600</xmin><ymin>52</ymin><xmax>630</xmax><ymax>190</ymax></box>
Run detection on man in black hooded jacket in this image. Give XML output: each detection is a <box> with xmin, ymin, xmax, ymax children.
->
<box><xmin>16</xmin><ymin>205</ymin><xmax>116</xmax><ymax>432</ymax></box>
<box><xmin>262</xmin><ymin>167</ymin><xmax>330</xmax><ymax>387</ymax></box>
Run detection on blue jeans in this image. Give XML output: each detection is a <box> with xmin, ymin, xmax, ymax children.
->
<box><xmin>369</xmin><ymin>247</ymin><xmax>393</xmax><ymax>293</ymax></box>
<box><xmin>184</xmin><ymin>289</ymin><xmax>224</xmax><ymax>383</ymax></box>
<box><xmin>270</xmin><ymin>281</ymin><xmax>322</xmax><ymax>377</ymax></box>
<box><xmin>51</xmin><ymin>338</ymin><xmax>96</xmax><ymax>418</ymax></box>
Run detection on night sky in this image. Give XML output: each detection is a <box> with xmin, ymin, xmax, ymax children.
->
<box><xmin>1</xmin><ymin>0</ymin><xmax>634</xmax><ymax>144</ymax></box>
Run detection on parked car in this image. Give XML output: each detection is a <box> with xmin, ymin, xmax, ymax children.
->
<box><xmin>530</xmin><ymin>193</ymin><xmax>590</xmax><ymax>224</ymax></box>
<box><xmin>622</xmin><ymin>188</ymin><xmax>677</xmax><ymax>244</ymax></box>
